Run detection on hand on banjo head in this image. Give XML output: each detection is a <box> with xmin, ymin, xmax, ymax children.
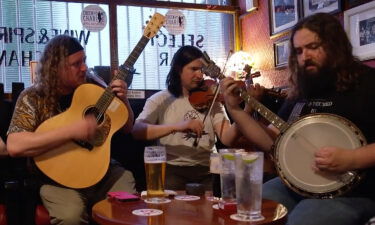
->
<box><xmin>314</xmin><ymin>146</ymin><xmax>355</xmax><ymax>173</ymax></box>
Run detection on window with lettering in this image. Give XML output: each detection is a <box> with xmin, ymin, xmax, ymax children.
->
<box><xmin>117</xmin><ymin>7</ymin><xmax>233</xmax><ymax>90</ymax></box>
<box><xmin>0</xmin><ymin>0</ymin><xmax>233</xmax><ymax>92</ymax></box>
<box><xmin>0</xmin><ymin>1</ymin><xmax>109</xmax><ymax>92</ymax></box>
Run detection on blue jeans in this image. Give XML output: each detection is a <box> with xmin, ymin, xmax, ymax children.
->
<box><xmin>263</xmin><ymin>177</ymin><xmax>375</xmax><ymax>225</ymax></box>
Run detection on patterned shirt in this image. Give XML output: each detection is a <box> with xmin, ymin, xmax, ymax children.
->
<box><xmin>8</xmin><ymin>86</ymin><xmax>60</xmax><ymax>134</ymax></box>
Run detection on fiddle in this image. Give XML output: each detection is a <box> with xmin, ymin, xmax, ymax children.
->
<box><xmin>189</xmin><ymin>79</ymin><xmax>229</xmax><ymax>148</ymax></box>
<box><xmin>188</xmin><ymin>54</ymin><xmax>286</xmax><ymax>147</ymax></box>
<box><xmin>189</xmin><ymin>79</ymin><xmax>249</xmax><ymax>112</ymax></box>
<box><xmin>188</xmin><ymin>79</ymin><xmax>223</xmax><ymax>112</ymax></box>
<box><xmin>188</xmin><ymin>72</ymin><xmax>285</xmax><ymax>114</ymax></box>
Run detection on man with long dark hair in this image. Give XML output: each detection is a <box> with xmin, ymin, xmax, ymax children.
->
<box><xmin>221</xmin><ymin>13</ymin><xmax>375</xmax><ymax>225</ymax></box>
<box><xmin>132</xmin><ymin>45</ymin><xmax>245</xmax><ymax>190</ymax></box>
<box><xmin>6</xmin><ymin>35</ymin><xmax>135</xmax><ymax>225</ymax></box>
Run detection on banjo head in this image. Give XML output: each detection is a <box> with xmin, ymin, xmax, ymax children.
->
<box><xmin>274</xmin><ymin>113</ymin><xmax>366</xmax><ymax>198</ymax></box>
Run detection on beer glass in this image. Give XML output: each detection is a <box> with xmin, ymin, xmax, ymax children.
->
<box><xmin>144</xmin><ymin>146</ymin><xmax>167</xmax><ymax>203</ymax></box>
<box><xmin>231</xmin><ymin>151</ymin><xmax>264</xmax><ymax>222</ymax></box>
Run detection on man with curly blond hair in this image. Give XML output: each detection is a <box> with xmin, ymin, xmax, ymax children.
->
<box><xmin>7</xmin><ymin>35</ymin><xmax>135</xmax><ymax>225</ymax></box>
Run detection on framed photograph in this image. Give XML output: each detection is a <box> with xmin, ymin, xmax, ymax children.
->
<box><xmin>348</xmin><ymin>0</ymin><xmax>373</xmax><ymax>8</ymax></box>
<box><xmin>344</xmin><ymin>1</ymin><xmax>375</xmax><ymax>60</ymax></box>
<box><xmin>274</xmin><ymin>39</ymin><xmax>290</xmax><ymax>68</ymax></box>
<box><xmin>302</xmin><ymin>0</ymin><xmax>342</xmax><ymax>17</ymax></box>
<box><xmin>269</xmin><ymin>0</ymin><xmax>300</xmax><ymax>36</ymax></box>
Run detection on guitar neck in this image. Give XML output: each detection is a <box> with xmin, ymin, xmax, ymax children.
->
<box><xmin>96</xmin><ymin>35</ymin><xmax>150</xmax><ymax>114</ymax></box>
<box><xmin>239</xmin><ymin>89</ymin><xmax>288</xmax><ymax>131</ymax></box>
<box><xmin>95</xmin><ymin>10</ymin><xmax>165</xmax><ymax>115</ymax></box>
<box><xmin>115</xmin><ymin>35</ymin><xmax>150</xmax><ymax>81</ymax></box>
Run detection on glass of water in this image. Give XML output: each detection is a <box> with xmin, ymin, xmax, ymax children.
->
<box><xmin>218</xmin><ymin>149</ymin><xmax>245</xmax><ymax>209</ymax></box>
<box><xmin>231</xmin><ymin>151</ymin><xmax>264</xmax><ymax>222</ymax></box>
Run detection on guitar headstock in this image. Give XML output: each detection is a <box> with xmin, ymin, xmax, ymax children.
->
<box><xmin>143</xmin><ymin>13</ymin><xmax>165</xmax><ymax>39</ymax></box>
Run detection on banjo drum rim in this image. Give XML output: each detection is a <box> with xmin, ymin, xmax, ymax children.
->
<box><xmin>272</xmin><ymin>113</ymin><xmax>367</xmax><ymax>199</ymax></box>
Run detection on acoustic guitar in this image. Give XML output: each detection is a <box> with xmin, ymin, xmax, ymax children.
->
<box><xmin>34</xmin><ymin>13</ymin><xmax>165</xmax><ymax>189</ymax></box>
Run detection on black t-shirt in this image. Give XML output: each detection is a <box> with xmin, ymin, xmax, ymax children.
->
<box><xmin>277</xmin><ymin>65</ymin><xmax>375</xmax><ymax>198</ymax></box>
<box><xmin>279</xmin><ymin>66</ymin><xmax>375</xmax><ymax>143</ymax></box>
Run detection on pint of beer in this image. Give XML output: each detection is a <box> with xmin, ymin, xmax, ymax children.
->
<box><xmin>144</xmin><ymin>146</ymin><xmax>167</xmax><ymax>203</ymax></box>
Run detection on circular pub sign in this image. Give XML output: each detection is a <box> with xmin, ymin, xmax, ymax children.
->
<box><xmin>164</xmin><ymin>10</ymin><xmax>186</xmax><ymax>35</ymax></box>
<box><xmin>81</xmin><ymin>5</ymin><xmax>107</xmax><ymax>32</ymax></box>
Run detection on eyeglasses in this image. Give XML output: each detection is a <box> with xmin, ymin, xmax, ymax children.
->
<box><xmin>68</xmin><ymin>59</ymin><xmax>86</xmax><ymax>69</ymax></box>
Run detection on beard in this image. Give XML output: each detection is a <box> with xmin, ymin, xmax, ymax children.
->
<box><xmin>297</xmin><ymin>59</ymin><xmax>337</xmax><ymax>99</ymax></box>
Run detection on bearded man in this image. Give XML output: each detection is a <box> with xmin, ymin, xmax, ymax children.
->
<box><xmin>220</xmin><ymin>13</ymin><xmax>375</xmax><ymax>225</ymax></box>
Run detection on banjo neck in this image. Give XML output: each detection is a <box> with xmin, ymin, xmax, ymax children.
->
<box><xmin>239</xmin><ymin>90</ymin><xmax>288</xmax><ymax>132</ymax></box>
<box><xmin>200</xmin><ymin>51</ymin><xmax>288</xmax><ymax>132</ymax></box>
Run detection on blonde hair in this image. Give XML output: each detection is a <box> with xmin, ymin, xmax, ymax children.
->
<box><xmin>34</xmin><ymin>35</ymin><xmax>80</xmax><ymax>115</ymax></box>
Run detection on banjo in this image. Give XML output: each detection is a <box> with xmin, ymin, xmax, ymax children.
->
<box><xmin>201</xmin><ymin>52</ymin><xmax>366</xmax><ymax>199</ymax></box>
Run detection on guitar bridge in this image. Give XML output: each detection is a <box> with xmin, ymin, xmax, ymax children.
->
<box><xmin>73</xmin><ymin>139</ymin><xmax>93</xmax><ymax>151</ymax></box>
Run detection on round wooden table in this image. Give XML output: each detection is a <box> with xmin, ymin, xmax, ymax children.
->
<box><xmin>92</xmin><ymin>194</ymin><xmax>287</xmax><ymax>225</ymax></box>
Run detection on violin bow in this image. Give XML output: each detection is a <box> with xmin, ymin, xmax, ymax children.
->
<box><xmin>192</xmin><ymin>81</ymin><xmax>220</xmax><ymax>147</ymax></box>
<box><xmin>192</xmin><ymin>51</ymin><xmax>231</xmax><ymax>148</ymax></box>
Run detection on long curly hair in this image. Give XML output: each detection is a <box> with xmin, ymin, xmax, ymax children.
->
<box><xmin>166</xmin><ymin>46</ymin><xmax>203</xmax><ymax>97</ymax></box>
<box><xmin>34</xmin><ymin>35</ymin><xmax>79</xmax><ymax>114</ymax></box>
<box><xmin>287</xmin><ymin>13</ymin><xmax>364</xmax><ymax>99</ymax></box>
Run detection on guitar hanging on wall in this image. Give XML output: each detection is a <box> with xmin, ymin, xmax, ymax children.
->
<box><xmin>34</xmin><ymin>13</ymin><xmax>165</xmax><ymax>189</ymax></box>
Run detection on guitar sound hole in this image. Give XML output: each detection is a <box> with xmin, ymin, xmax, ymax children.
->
<box><xmin>84</xmin><ymin>107</ymin><xmax>104</xmax><ymax>125</ymax></box>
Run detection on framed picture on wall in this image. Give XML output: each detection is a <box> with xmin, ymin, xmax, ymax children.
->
<box><xmin>274</xmin><ymin>38</ymin><xmax>290</xmax><ymax>68</ymax></box>
<box><xmin>269</xmin><ymin>0</ymin><xmax>300</xmax><ymax>36</ymax></box>
<box><xmin>348</xmin><ymin>0</ymin><xmax>373</xmax><ymax>8</ymax></box>
<box><xmin>302</xmin><ymin>0</ymin><xmax>342</xmax><ymax>17</ymax></box>
<box><xmin>344</xmin><ymin>1</ymin><xmax>375</xmax><ymax>60</ymax></box>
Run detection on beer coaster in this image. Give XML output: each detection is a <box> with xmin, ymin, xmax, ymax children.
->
<box><xmin>165</xmin><ymin>190</ymin><xmax>178</xmax><ymax>196</ymax></box>
<box><xmin>174</xmin><ymin>195</ymin><xmax>200</xmax><ymax>201</ymax></box>
<box><xmin>144</xmin><ymin>198</ymin><xmax>171</xmax><ymax>204</ymax></box>
<box><xmin>132</xmin><ymin>209</ymin><xmax>163</xmax><ymax>216</ymax></box>
<box><xmin>212</xmin><ymin>203</ymin><xmax>219</xmax><ymax>210</ymax></box>
<box><xmin>230</xmin><ymin>214</ymin><xmax>265</xmax><ymax>222</ymax></box>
